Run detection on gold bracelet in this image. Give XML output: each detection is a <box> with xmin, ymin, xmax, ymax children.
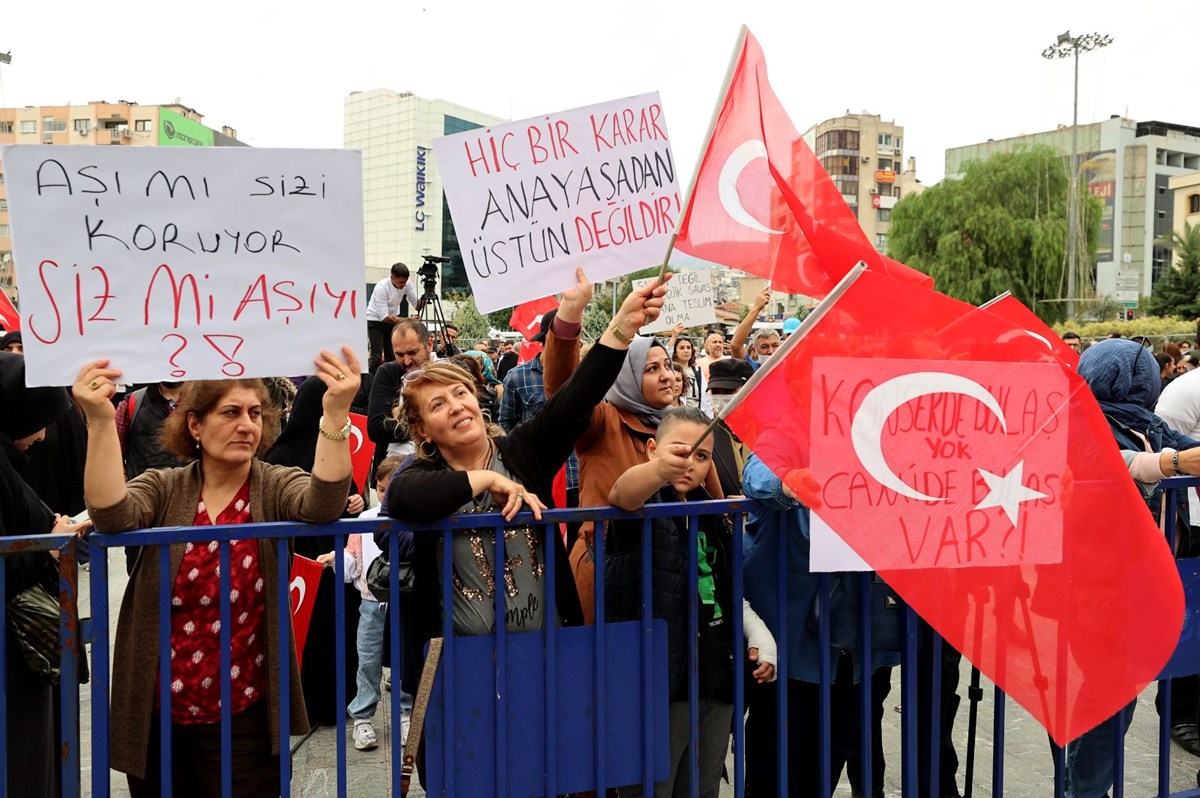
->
<box><xmin>607</xmin><ymin>322</ymin><xmax>633</xmax><ymax>345</ymax></box>
<box><xmin>318</xmin><ymin>416</ymin><xmax>352</xmax><ymax>441</ymax></box>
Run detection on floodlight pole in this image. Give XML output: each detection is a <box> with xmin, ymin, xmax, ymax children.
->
<box><xmin>1042</xmin><ymin>31</ymin><xmax>1113</xmax><ymax>321</ymax></box>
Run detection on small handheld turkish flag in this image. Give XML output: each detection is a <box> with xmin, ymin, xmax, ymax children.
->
<box><xmin>289</xmin><ymin>554</ymin><xmax>325</xmax><ymax>671</ymax></box>
<box><xmin>510</xmin><ymin>295</ymin><xmax>558</xmax><ymax>365</ymax></box>
<box><xmin>348</xmin><ymin>412</ymin><xmax>372</xmax><ymax>490</ymax></box>
<box><xmin>725</xmin><ymin>267</ymin><xmax>1184</xmax><ymax>744</ymax></box>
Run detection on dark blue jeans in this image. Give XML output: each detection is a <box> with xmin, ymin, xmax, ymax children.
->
<box><xmin>1065</xmin><ymin>700</ymin><xmax>1136</xmax><ymax>798</ymax></box>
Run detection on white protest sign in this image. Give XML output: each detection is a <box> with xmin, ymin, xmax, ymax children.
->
<box><xmin>632</xmin><ymin>268</ymin><xmax>717</xmax><ymax>333</ymax></box>
<box><xmin>433</xmin><ymin>93</ymin><xmax>680</xmax><ymax>313</ymax></box>
<box><xmin>2</xmin><ymin>145</ymin><xmax>368</xmax><ymax>387</ymax></box>
<box><xmin>809</xmin><ymin>511</ymin><xmax>871</xmax><ymax>572</ymax></box>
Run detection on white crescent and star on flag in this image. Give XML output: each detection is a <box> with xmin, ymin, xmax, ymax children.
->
<box><xmin>850</xmin><ymin>372</ymin><xmax>1048</xmax><ymax>527</ymax></box>
<box><xmin>718</xmin><ymin>139</ymin><xmax>781</xmax><ymax>235</ymax></box>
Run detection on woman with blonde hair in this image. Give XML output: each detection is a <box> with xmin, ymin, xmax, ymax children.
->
<box><xmin>383</xmin><ymin>269</ymin><xmax>668</xmax><ymax>647</ymax></box>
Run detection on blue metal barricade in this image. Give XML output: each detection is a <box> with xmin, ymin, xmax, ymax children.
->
<box><xmin>5</xmin><ymin>489</ymin><xmax>1200</xmax><ymax>796</ymax></box>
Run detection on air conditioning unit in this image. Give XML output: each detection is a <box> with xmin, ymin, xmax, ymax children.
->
<box><xmin>862</xmin><ymin>156</ymin><xmax>871</xmax><ymax>163</ymax></box>
<box><xmin>119</xmin><ymin>127</ymin><xmax>131</xmax><ymax>137</ymax></box>
<box><xmin>869</xmin><ymin>187</ymin><xmax>878</xmax><ymax>195</ymax></box>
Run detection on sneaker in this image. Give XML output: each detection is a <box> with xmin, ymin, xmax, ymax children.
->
<box><xmin>400</xmin><ymin>709</ymin><xmax>412</xmax><ymax>747</ymax></box>
<box><xmin>353</xmin><ymin>719</ymin><xmax>378</xmax><ymax>751</ymax></box>
<box><xmin>382</xmin><ymin>669</ymin><xmax>391</xmax><ymax>691</ymax></box>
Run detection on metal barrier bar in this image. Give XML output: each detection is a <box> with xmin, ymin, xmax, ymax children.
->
<box><xmin>440</xmin><ymin>525</ymin><xmax>455</xmax><ymax>795</ymax></box>
<box><xmin>277</xmin><ymin>540</ymin><xmax>292</xmax><ymax>798</ymax></box>
<box><xmin>157</xmin><ymin>544</ymin><xmax>173</xmax><ymax>795</ymax></box>
<box><xmin>731</xmin><ymin>512</ymin><xmax>745</xmax><ymax>798</ymax></box>
<box><xmin>58</xmin><ymin>541</ymin><xmax>81</xmax><ymax>798</ymax></box>
<box><xmin>858</xmin><ymin>572</ymin><xmax>873</xmax><ymax>797</ymax></box>
<box><xmin>543</xmin><ymin>521</ymin><xmax>557</xmax><ymax>798</ymax></box>
<box><xmin>687</xmin><ymin>513</ymin><xmax>700</xmax><ymax>798</ymax></box>
<box><xmin>90</xmin><ymin>543</ymin><xmax>111</xmax><ymax>798</ymax></box>
<box><xmin>1052</xmin><ymin>742</ymin><xmax>1065</xmax><ymax>796</ymax></box>
<box><xmin>992</xmin><ymin>686</ymin><xmax>1005</xmax><ymax>796</ymax></box>
<box><xmin>0</xmin><ymin>548</ymin><xmax>7</xmax><ymax>798</ymax></box>
<box><xmin>333</xmin><ymin>539</ymin><xmax>347</xmax><ymax>798</ymax></box>
<box><xmin>218</xmin><ymin>541</ymin><xmax>233</xmax><ymax>798</ymax></box>
<box><xmin>492</xmin><ymin>524</ymin><xmax>507</xmax><ymax>798</ymax></box>
<box><xmin>930</xmin><ymin>632</ymin><xmax>943</xmax><ymax>796</ymax></box>
<box><xmin>778</xmin><ymin>511</ymin><xmax>794</xmax><ymax>796</ymax></box>
<box><xmin>815</xmin><ymin>572</ymin><xmax>830</xmax><ymax>798</ymax></box>
<box><xmin>387</xmin><ymin>528</ymin><xmax>402</xmax><ymax>798</ymax></box>
<box><xmin>900</xmin><ymin>606</ymin><xmax>918</xmax><ymax>798</ymax></box>
<box><xmin>1112</xmin><ymin>705</ymin><xmax>1125</xmax><ymax>798</ymax></box>
<box><xmin>594</xmin><ymin>518</ymin><xmax>607</xmax><ymax>797</ymax></box>
<box><xmin>640</xmin><ymin>515</ymin><xmax>654</xmax><ymax>795</ymax></box>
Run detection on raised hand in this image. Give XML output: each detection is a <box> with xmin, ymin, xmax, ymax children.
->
<box><xmin>314</xmin><ymin>346</ymin><xmax>362</xmax><ymax>419</ymax></box>
<box><xmin>612</xmin><ymin>273</ymin><xmax>673</xmax><ymax>339</ymax></box>
<box><xmin>73</xmin><ymin>359</ymin><xmax>123</xmax><ymax>425</ymax></box>
<box><xmin>557</xmin><ymin>267</ymin><xmax>595</xmax><ymax>324</ymax></box>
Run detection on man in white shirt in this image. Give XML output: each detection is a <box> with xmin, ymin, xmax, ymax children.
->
<box><xmin>366</xmin><ymin>262</ymin><xmax>426</xmax><ymax>374</ymax></box>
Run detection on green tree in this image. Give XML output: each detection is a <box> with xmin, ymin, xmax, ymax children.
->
<box><xmin>445</xmin><ymin>291</ymin><xmax>491</xmax><ymax>342</ymax></box>
<box><xmin>888</xmin><ymin>145</ymin><xmax>1101</xmax><ymax>324</ymax></box>
<box><xmin>1147</xmin><ymin>222</ymin><xmax>1200</xmax><ymax>319</ymax></box>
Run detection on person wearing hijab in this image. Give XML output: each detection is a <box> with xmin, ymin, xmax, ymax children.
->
<box><xmin>262</xmin><ymin>376</ymin><xmax>364</xmax><ymax>728</ymax></box>
<box><xmin>1067</xmin><ymin>338</ymin><xmax>1200</xmax><ymax>797</ymax></box>
<box><xmin>1</xmin><ymin>330</ymin><xmax>22</xmax><ymax>354</ymax></box>
<box><xmin>542</xmin><ymin>270</ymin><xmax>724</xmax><ymax>622</ymax></box>
<box><xmin>0</xmin><ymin>351</ymin><xmax>86</xmax><ymax>797</ymax></box>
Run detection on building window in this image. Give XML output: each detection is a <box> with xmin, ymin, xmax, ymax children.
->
<box><xmin>19</xmin><ymin>120</ymin><xmax>36</xmax><ymax>134</ymax></box>
<box><xmin>0</xmin><ymin>199</ymin><xmax>6</xmax><ymax>212</ymax></box>
<box><xmin>134</xmin><ymin>119</ymin><xmax>152</xmax><ymax>132</ymax></box>
<box><xmin>893</xmin><ymin>186</ymin><xmax>902</xmax><ymax>198</ymax></box>
<box><xmin>73</xmin><ymin>119</ymin><xmax>91</xmax><ymax>135</ymax></box>
<box><xmin>876</xmin><ymin>232</ymin><xmax>889</xmax><ymax>250</ymax></box>
<box><xmin>876</xmin><ymin>183</ymin><xmax>891</xmax><ymax>196</ymax></box>
<box><xmin>877</xmin><ymin>208</ymin><xmax>891</xmax><ymax>222</ymax></box>
<box><xmin>42</xmin><ymin>117</ymin><xmax>66</xmax><ymax>132</ymax></box>
<box><xmin>0</xmin><ymin>225</ymin><xmax>9</xmax><ymax>238</ymax></box>
<box><xmin>0</xmin><ymin>121</ymin><xmax>11</xmax><ymax>134</ymax></box>
<box><xmin>878</xmin><ymin>133</ymin><xmax>893</xmax><ymax>147</ymax></box>
<box><xmin>818</xmin><ymin>129</ymin><xmax>860</xmax><ymax>154</ymax></box>
<box><xmin>878</xmin><ymin>158</ymin><xmax>893</xmax><ymax>171</ymax></box>
<box><xmin>1189</xmin><ymin>194</ymin><xmax>1200</xmax><ymax>214</ymax></box>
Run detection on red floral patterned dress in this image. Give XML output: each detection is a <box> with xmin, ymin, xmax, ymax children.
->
<box><xmin>162</xmin><ymin>479</ymin><xmax>269</xmax><ymax>724</ymax></box>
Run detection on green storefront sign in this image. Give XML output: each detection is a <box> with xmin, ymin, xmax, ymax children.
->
<box><xmin>158</xmin><ymin>107</ymin><xmax>214</xmax><ymax>147</ymax></box>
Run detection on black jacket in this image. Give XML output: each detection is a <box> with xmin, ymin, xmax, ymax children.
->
<box><xmin>383</xmin><ymin>342</ymin><xmax>627</xmax><ymax>645</ymax></box>
<box><xmin>605</xmin><ymin>485</ymin><xmax>734</xmax><ymax>701</ymax></box>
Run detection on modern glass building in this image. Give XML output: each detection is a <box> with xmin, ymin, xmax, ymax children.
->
<box><xmin>343</xmin><ymin>89</ymin><xmax>506</xmax><ymax>295</ymax></box>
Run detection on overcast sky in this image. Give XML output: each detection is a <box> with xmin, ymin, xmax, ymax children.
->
<box><xmin>2</xmin><ymin>0</ymin><xmax>1190</xmax><ymax>186</ymax></box>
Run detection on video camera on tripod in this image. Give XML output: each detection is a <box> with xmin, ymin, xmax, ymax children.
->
<box><xmin>419</xmin><ymin>255</ymin><xmax>449</xmax><ymax>301</ymax></box>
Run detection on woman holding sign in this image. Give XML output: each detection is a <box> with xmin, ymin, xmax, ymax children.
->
<box><xmin>78</xmin><ymin>348</ymin><xmax>358</xmax><ymax>797</ymax></box>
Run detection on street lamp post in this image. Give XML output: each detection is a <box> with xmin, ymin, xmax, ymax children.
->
<box><xmin>1042</xmin><ymin>30</ymin><xmax>1113</xmax><ymax>320</ymax></box>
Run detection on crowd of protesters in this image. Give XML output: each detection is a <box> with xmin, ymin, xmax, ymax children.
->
<box><xmin>4</xmin><ymin>274</ymin><xmax>1200</xmax><ymax>798</ymax></box>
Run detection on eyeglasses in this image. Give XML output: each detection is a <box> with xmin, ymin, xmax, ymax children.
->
<box><xmin>1131</xmin><ymin>336</ymin><xmax>1153</xmax><ymax>349</ymax></box>
<box><xmin>402</xmin><ymin>368</ymin><xmax>425</xmax><ymax>383</ymax></box>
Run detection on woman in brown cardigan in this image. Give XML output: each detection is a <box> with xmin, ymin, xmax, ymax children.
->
<box><xmin>78</xmin><ymin>348</ymin><xmax>359</xmax><ymax>797</ymax></box>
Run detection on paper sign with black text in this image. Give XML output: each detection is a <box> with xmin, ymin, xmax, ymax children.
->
<box><xmin>2</xmin><ymin>145</ymin><xmax>368</xmax><ymax>386</ymax></box>
<box><xmin>631</xmin><ymin>268</ymin><xmax>717</xmax><ymax>333</ymax></box>
<box><xmin>433</xmin><ymin>93</ymin><xmax>680</xmax><ymax>313</ymax></box>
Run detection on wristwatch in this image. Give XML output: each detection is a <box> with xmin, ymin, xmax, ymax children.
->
<box><xmin>607</xmin><ymin>322</ymin><xmax>633</xmax><ymax>345</ymax></box>
<box><xmin>318</xmin><ymin>416</ymin><xmax>353</xmax><ymax>441</ymax></box>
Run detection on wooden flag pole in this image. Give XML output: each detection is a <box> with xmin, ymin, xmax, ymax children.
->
<box><xmin>689</xmin><ymin>261</ymin><xmax>868</xmax><ymax>450</ymax></box>
<box><xmin>654</xmin><ymin>24</ymin><xmax>750</xmax><ymax>286</ymax></box>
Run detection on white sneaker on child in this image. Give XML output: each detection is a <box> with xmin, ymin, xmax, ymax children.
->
<box><xmin>400</xmin><ymin>709</ymin><xmax>412</xmax><ymax>746</ymax></box>
<box><xmin>353</xmin><ymin>719</ymin><xmax>378</xmax><ymax>751</ymax></box>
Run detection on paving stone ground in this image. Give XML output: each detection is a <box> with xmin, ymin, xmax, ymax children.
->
<box><xmin>76</xmin><ymin>554</ymin><xmax>1198</xmax><ymax>796</ymax></box>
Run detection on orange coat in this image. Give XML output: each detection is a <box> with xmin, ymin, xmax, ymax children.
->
<box><xmin>543</xmin><ymin>329</ymin><xmax>724</xmax><ymax>622</ymax></box>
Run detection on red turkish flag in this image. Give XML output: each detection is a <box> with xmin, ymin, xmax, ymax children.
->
<box><xmin>675</xmin><ymin>28</ymin><xmax>931</xmax><ymax>297</ymax></box>
<box><xmin>976</xmin><ymin>294</ymin><xmax>1080</xmax><ymax>368</ymax></box>
<box><xmin>0</xmin><ymin>291</ymin><xmax>19</xmax><ymax>332</ymax></box>
<box><xmin>348</xmin><ymin>412</ymin><xmax>372</xmax><ymax>491</ymax></box>
<box><xmin>289</xmin><ymin>554</ymin><xmax>325</xmax><ymax>671</ymax></box>
<box><xmin>726</xmin><ymin>269</ymin><xmax>1184</xmax><ymax>744</ymax></box>
<box><xmin>511</xmin><ymin>295</ymin><xmax>558</xmax><ymax>365</ymax></box>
